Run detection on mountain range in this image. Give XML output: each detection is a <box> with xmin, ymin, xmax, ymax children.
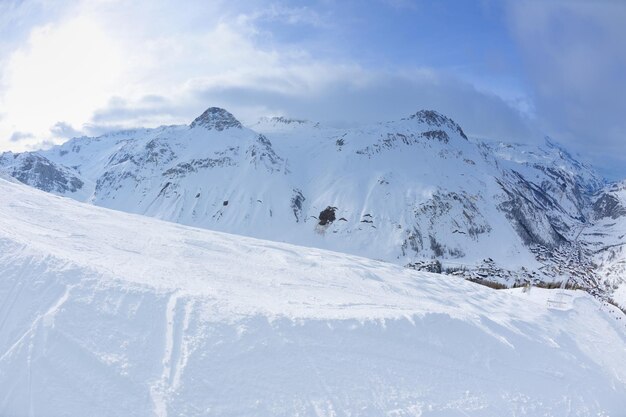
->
<box><xmin>1</xmin><ymin>107</ymin><xmax>625</xmax><ymax>304</ymax></box>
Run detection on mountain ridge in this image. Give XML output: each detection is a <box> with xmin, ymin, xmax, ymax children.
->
<box><xmin>1</xmin><ymin>106</ymin><xmax>623</xmax><ymax>303</ymax></box>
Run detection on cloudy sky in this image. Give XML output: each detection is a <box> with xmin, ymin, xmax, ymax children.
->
<box><xmin>0</xmin><ymin>0</ymin><xmax>624</xmax><ymax>178</ymax></box>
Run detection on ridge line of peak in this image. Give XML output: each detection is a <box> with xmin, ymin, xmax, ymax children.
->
<box><xmin>405</xmin><ymin>109</ymin><xmax>468</xmax><ymax>140</ymax></box>
<box><xmin>190</xmin><ymin>107</ymin><xmax>242</xmax><ymax>131</ymax></box>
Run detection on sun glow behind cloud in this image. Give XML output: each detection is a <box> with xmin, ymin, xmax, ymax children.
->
<box><xmin>0</xmin><ymin>0</ymin><xmax>624</xmax><ymax>177</ymax></box>
<box><xmin>0</xmin><ymin>0</ymin><xmax>538</xmax><ymax>153</ymax></box>
<box><xmin>0</xmin><ymin>17</ymin><xmax>123</xmax><ymax>148</ymax></box>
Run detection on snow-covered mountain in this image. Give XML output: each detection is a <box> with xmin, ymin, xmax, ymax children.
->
<box><xmin>0</xmin><ymin>107</ymin><xmax>619</xmax><ymax>294</ymax></box>
<box><xmin>584</xmin><ymin>180</ymin><xmax>626</xmax><ymax>305</ymax></box>
<box><xmin>0</xmin><ymin>151</ymin><xmax>89</xmax><ymax>199</ymax></box>
<box><xmin>1</xmin><ymin>177</ymin><xmax>625</xmax><ymax>416</ymax></box>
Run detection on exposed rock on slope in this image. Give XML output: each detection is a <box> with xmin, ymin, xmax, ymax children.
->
<box><xmin>189</xmin><ymin>106</ymin><xmax>243</xmax><ymax>131</ymax></box>
<box><xmin>0</xmin><ymin>152</ymin><xmax>86</xmax><ymax>196</ymax></box>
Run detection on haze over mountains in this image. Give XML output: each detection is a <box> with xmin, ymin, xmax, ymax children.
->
<box><xmin>1</xmin><ymin>106</ymin><xmax>624</xmax><ymax>301</ymax></box>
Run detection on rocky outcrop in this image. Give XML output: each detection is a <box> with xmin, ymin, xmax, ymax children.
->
<box><xmin>246</xmin><ymin>134</ymin><xmax>285</xmax><ymax>172</ymax></box>
<box><xmin>593</xmin><ymin>191</ymin><xmax>626</xmax><ymax>220</ymax></box>
<box><xmin>318</xmin><ymin>207</ymin><xmax>337</xmax><ymax>226</ymax></box>
<box><xmin>190</xmin><ymin>107</ymin><xmax>243</xmax><ymax>131</ymax></box>
<box><xmin>0</xmin><ymin>152</ymin><xmax>83</xmax><ymax>194</ymax></box>
<box><xmin>291</xmin><ymin>189</ymin><xmax>306</xmax><ymax>222</ymax></box>
<box><xmin>407</xmin><ymin>110</ymin><xmax>468</xmax><ymax>140</ymax></box>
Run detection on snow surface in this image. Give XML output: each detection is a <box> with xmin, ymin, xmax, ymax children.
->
<box><xmin>1</xmin><ymin>178</ymin><xmax>625</xmax><ymax>416</ymax></box>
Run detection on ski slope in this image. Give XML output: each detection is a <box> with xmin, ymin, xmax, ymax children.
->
<box><xmin>0</xmin><ymin>177</ymin><xmax>625</xmax><ymax>417</ymax></box>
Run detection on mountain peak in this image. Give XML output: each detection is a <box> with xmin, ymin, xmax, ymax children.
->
<box><xmin>407</xmin><ymin>110</ymin><xmax>468</xmax><ymax>140</ymax></box>
<box><xmin>190</xmin><ymin>107</ymin><xmax>242</xmax><ymax>131</ymax></box>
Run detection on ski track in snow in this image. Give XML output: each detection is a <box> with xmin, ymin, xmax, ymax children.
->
<box><xmin>151</xmin><ymin>292</ymin><xmax>195</xmax><ymax>417</ymax></box>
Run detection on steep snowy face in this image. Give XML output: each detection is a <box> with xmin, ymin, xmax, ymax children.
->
<box><xmin>484</xmin><ymin>138</ymin><xmax>602</xmax><ymax>217</ymax></box>
<box><xmin>36</xmin><ymin>112</ymin><xmax>287</xmax><ymax>217</ymax></box>
<box><xmin>477</xmin><ymin>139</ymin><xmax>602</xmax><ymax>247</ymax></box>
<box><xmin>282</xmin><ymin>112</ymin><xmax>514</xmax><ymax>265</ymax></box>
<box><xmin>584</xmin><ymin>181</ymin><xmax>626</xmax><ymax>298</ymax></box>
<box><xmin>463</xmin><ymin>138</ymin><xmax>610</xmax><ymax>290</ymax></box>
<box><xmin>0</xmin><ymin>178</ymin><xmax>625</xmax><ymax>417</ymax></box>
<box><xmin>0</xmin><ymin>107</ymin><xmax>611</xmax><ymax>289</ymax></box>
<box><xmin>593</xmin><ymin>181</ymin><xmax>626</xmax><ymax>220</ymax></box>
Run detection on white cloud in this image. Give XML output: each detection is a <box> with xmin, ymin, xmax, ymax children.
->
<box><xmin>0</xmin><ymin>0</ymin><xmax>534</xmax><ymax>157</ymax></box>
<box><xmin>189</xmin><ymin>67</ymin><xmax>534</xmax><ymax>142</ymax></box>
<box><xmin>9</xmin><ymin>131</ymin><xmax>34</xmax><ymax>142</ymax></box>
<box><xmin>507</xmin><ymin>0</ymin><xmax>626</xmax><ymax>175</ymax></box>
<box><xmin>235</xmin><ymin>4</ymin><xmax>326</xmax><ymax>28</ymax></box>
<box><xmin>0</xmin><ymin>15</ymin><xmax>124</xmax><ymax>148</ymax></box>
<box><xmin>49</xmin><ymin>121</ymin><xmax>82</xmax><ymax>139</ymax></box>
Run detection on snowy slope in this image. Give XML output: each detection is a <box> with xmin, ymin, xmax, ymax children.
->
<box><xmin>0</xmin><ymin>107</ymin><xmax>608</xmax><ymax>290</ymax></box>
<box><xmin>585</xmin><ymin>180</ymin><xmax>626</xmax><ymax>307</ymax></box>
<box><xmin>1</xmin><ymin>178</ymin><xmax>625</xmax><ymax>417</ymax></box>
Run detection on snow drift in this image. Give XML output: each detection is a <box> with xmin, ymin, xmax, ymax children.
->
<box><xmin>0</xmin><ymin>178</ymin><xmax>625</xmax><ymax>416</ymax></box>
